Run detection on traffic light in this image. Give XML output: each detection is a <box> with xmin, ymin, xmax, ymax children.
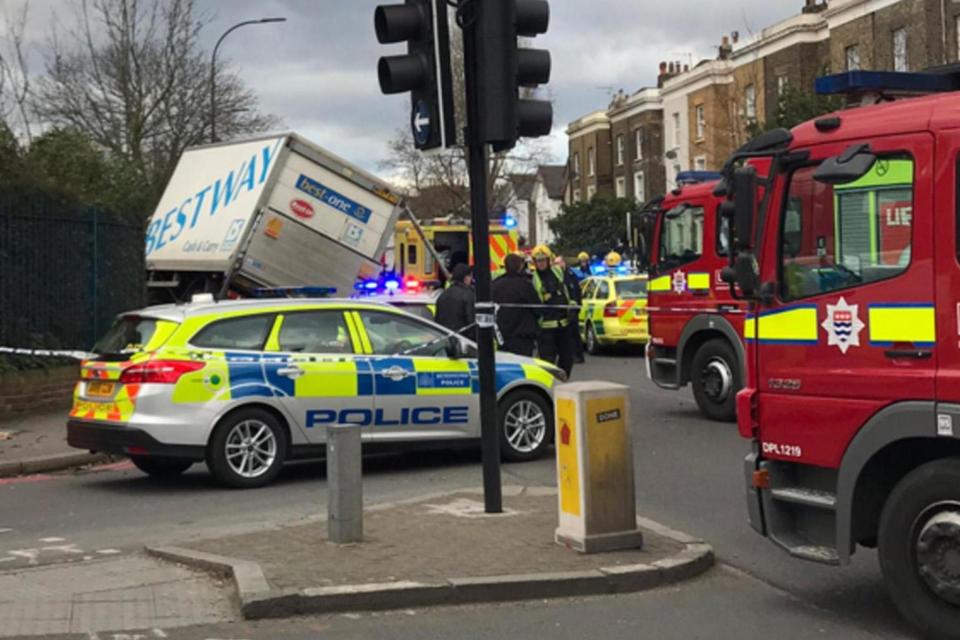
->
<box><xmin>475</xmin><ymin>0</ymin><xmax>553</xmax><ymax>152</ymax></box>
<box><xmin>374</xmin><ymin>0</ymin><xmax>455</xmax><ymax>151</ymax></box>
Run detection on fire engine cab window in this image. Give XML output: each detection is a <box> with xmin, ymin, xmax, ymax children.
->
<box><xmin>190</xmin><ymin>315</ymin><xmax>274</xmax><ymax>351</ymax></box>
<box><xmin>659</xmin><ymin>205</ymin><xmax>704</xmax><ymax>269</ymax></box>
<box><xmin>781</xmin><ymin>158</ymin><xmax>914</xmax><ymax>301</ymax></box>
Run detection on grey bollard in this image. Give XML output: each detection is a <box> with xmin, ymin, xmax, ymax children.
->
<box><xmin>327</xmin><ymin>423</ymin><xmax>363</xmax><ymax>544</ymax></box>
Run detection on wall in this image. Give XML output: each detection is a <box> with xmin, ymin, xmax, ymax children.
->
<box><xmin>687</xmin><ymin>82</ymin><xmax>735</xmax><ymax>171</ymax></box>
<box><xmin>0</xmin><ymin>366</ymin><xmax>78</xmax><ymax>418</ymax></box>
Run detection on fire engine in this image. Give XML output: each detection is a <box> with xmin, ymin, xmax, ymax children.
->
<box><xmin>722</xmin><ymin>69</ymin><xmax>960</xmax><ymax>637</ymax></box>
<box><xmin>646</xmin><ymin>172</ymin><xmax>749</xmax><ymax>421</ymax></box>
<box><xmin>394</xmin><ymin>215</ymin><xmax>520</xmax><ymax>285</ymax></box>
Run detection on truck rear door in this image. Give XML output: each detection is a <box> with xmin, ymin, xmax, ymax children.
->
<box><xmin>752</xmin><ymin>134</ymin><xmax>935</xmax><ymax>469</ymax></box>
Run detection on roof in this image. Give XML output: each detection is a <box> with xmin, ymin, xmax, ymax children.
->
<box><xmin>661</xmin><ymin>180</ymin><xmax>722</xmax><ymax>208</ymax></box>
<box><xmin>508</xmin><ymin>173</ymin><xmax>537</xmax><ymax>201</ymax></box>
<box><xmin>537</xmin><ymin>165</ymin><xmax>566</xmax><ymax>200</ymax></box>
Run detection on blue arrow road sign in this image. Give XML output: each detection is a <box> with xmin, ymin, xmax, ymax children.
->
<box><xmin>412</xmin><ymin>100</ymin><xmax>432</xmax><ymax>147</ymax></box>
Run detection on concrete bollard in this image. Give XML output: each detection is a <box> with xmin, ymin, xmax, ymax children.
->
<box><xmin>327</xmin><ymin>423</ymin><xmax>363</xmax><ymax>544</ymax></box>
<box><xmin>554</xmin><ymin>381</ymin><xmax>644</xmax><ymax>553</ymax></box>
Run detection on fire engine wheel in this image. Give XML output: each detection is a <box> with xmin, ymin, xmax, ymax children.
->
<box><xmin>879</xmin><ymin>458</ymin><xmax>960</xmax><ymax>639</ymax></box>
<box><xmin>207</xmin><ymin>408</ymin><xmax>288</xmax><ymax>489</ymax></box>
<box><xmin>690</xmin><ymin>339</ymin><xmax>739</xmax><ymax>423</ymax></box>
<box><xmin>585</xmin><ymin>323</ymin><xmax>602</xmax><ymax>355</ymax></box>
<box><xmin>499</xmin><ymin>389</ymin><xmax>552</xmax><ymax>463</ymax></box>
<box><xmin>129</xmin><ymin>455</ymin><xmax>193</xmax><ymax>478</ymax></box>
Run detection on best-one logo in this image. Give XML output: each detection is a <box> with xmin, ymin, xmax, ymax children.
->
<box><xmin>290</xmin><ymin>199</ymin><xmax>315</xmax><ymax>220</ymax></box>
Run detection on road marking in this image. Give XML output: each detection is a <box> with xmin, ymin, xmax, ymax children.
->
<box><xmin>8</xmin><ymin>549</ymin><xmax>39</xmax><ymax>564</ymax></box>
<box><xmin>39</xmin><ymin>536</ymin><xmax>65</xmax><ymax>543</ymax></box>
<box><xmin>0</xmin><ymin>528</ymin><xmax>11</xmax><ymax>534</ymax></box>
<box><xmin>42</xmin><ymin>543</ymin><xmax>83</xmax><ymax>554</ymax></box>
<box><xmin>0</xmin><ymin>474</ymin><xmax>55</xmax><ymax>485</ymax></box>
<box><xmin>97</xmin><ymin>548</ymin><xmax>122</xmax><ymax>555</ymax></box>
<box><xmin>151</xmin><ymin>630</ymin><xmax>168</xmax><ymax>638</ymax></box>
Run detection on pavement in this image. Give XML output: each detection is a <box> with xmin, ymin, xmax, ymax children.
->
<box><xmin>0</xmin><ymin>408</ymin><xmax>113</xmax><ymax>478</ymax></box>
<box><xmin>149</xmin><ymin>486</ymin><xmax>712</xmax><ymax>618</ymax></box>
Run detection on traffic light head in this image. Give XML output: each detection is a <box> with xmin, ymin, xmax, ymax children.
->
<box><xmin>374</xmin><ymin>0</ymin><xmax>455</xmax><ymax>151</ymax></box>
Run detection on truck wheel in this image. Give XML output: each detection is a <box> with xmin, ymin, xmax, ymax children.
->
<box><xmin>129</xmin><ymin>455</ymin><xmax>193</xmax><ymax>478</ymax></box>
<box><xmin>585</xmin><ymin>323</ymin><xmax>602</xmax><ymax>355</ymax></box>
<box><xmin>499</xmin><ymin>389</ymin><xmax>552</xmax><ymax>463</ymax></box>
<box><xmin>879</xmin><ymin>458</ymin><xmax>960</xmax><ymax>639</ymax></box>
<box><xmin>690</xmin><ymin>339</ymin><xmax>739</xmax><ymax>422</ymax></box>
<box><xmin>207</xmin><ymin>408</ymin><xmax>287</xmax><ymax>489</ymax></box>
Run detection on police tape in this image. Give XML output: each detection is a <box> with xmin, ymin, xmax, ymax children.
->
<box><xmin>0</xmin><ymin>347</ymin><xmax>92</xmax><ymax>360</ymax></box>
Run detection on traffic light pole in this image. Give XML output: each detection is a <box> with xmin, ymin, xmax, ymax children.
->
<box><xmin>463</xmin><ymin>9</ymin><xmax>502</xmax><ymax>515</ymax></box>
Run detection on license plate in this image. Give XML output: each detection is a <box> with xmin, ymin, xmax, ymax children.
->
<box><xmin>87</xmin><ymin>382</ymin><xmax>115</xmax><ymax>398</ymax></box>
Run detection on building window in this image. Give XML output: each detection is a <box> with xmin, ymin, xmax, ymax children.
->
<box><xmin>893</xmin><ymin>28</ymin><xmax>908</xmax><ymax>72</ymax></box>
<box><xmin>587</xmin><ymin>185</ymin><xmax>596</xmax><ymax>200</ymax></box>
<box><xmin>672</xmin><ymin>112</ymin><xmax>680</xmax><ymax>147</ymax></box>
<box><xmin>845</xmin><ymin>44</ymin><xmax>861</xmax><ymax>71</ymax></box>
<box><xmin>673</xmin><ymin>164</ymin><xmax>681</xmax><ymax>186</ymax></box>
<box><xmin>634</xmin><ymin>171</ymin><xmax>645</xmax><ymax>203</ymax></box>
<box><xmin>694</xmin><ymin>156</ymin><xmax>707</xmax><ymax>171</ymax></box>
<box><xmin>695</xmin><ymin>105</ymin><xmax>705</xmax><ymax>140</ymax></box>
<box><xmin>744</xmin><ymin>84</ymin><xmax>757</xmax><ymax>121</ymax></box>
<box><xmin>777</xmin><ymin>75</ymin><xmax>788</xmax><ymax>96</ymax></box>
<box><xmin>573</xmin><ymin>189</ymin><xmax>581</xmax><ymax>203</ymax></box>
<box><xmin>615</xmin><ymin>176</ymin><xmax>626</xmax><ymax>198</ymax></box>
<box><xmin>573</xmin><ymin>152</ymin><xmax>580</xmax><ymax>178</ymax></box>
<box><xmin>616</xmin><ymin>134</ymin><xmax>625</xmax><ymax>166</ymax></box>
<box><xmin>588</xmin><ymin>147</ymin><xmax>595</xmax><ymax>176</ymax></box>
<box><xmin>634</xmin><ymin>128</ymin><xmax>643</xmax><ymax>160</ymax></box>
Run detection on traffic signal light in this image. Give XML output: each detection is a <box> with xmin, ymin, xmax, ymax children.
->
<box><xmin>475</xmin><ymin>0</ymin><xmax>553</xmax><ymax>152</ymax></box>
<box><xmin>375</xmin><ymin>0</ymin><xmax>455</xmax><ymax>151</ymax></box>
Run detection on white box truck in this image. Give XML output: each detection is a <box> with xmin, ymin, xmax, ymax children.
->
<box><xmin>144</xmin><ymin>133</ymin><xmax>404</xmax><ymax>302</ymax></box>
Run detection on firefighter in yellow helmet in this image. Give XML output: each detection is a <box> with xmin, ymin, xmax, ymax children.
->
<box><xmin>605</xmin><ymin>251</ymin><xmax>622</xmax><ymax>268</ymax></box>
<box><xmin>531</xmin><ymin>245</ymin><xmax>575</xmax><ymax>376</ymax></box>
<box><xmin>572</xmin><ymin>251</ymin><xmax>591</xmax><ymax>280</ymax></box>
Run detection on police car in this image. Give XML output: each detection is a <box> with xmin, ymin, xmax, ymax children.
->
<box><xmin>579</xmin><ymin>274</ymin><xmax>649</xmax><ymax>354</ymax></box>
<box><xmin>67</xmin><ymin>297</ymin><xmax>562</xmax><ymax>488</ymax></box>
<box><xmin>365</xmin><ymin>290</ymin><xmax>440</xmax><ymax>321</ymax></box>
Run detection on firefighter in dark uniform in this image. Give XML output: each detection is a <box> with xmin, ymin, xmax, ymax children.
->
<box><xmin>492</xmin><ymin>253</ymin><xmax>540</xmax><ymax>357</ymax></box>
<box><xmin>531</xmin><ymin>245</ymin><xmax>574</xmax><ymax>377</ymax></box>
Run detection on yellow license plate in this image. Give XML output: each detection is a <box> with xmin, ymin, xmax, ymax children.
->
<box><xmin>87</xmin><ymin>381</ymin><xmax>115</xmax><ymax>398</ymax></box>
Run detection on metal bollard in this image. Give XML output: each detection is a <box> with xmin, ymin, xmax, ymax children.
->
<box><xmin>327</xmin><ymin>424</ymin><xmax>363</xmax><ymax>544</ymax></box>
<box><xmin>554</xmin><ymin>381</ymin><xmax>643</xmax><ymax>553</ymax></box>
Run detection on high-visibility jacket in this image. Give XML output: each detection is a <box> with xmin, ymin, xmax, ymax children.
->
<box><xmin>532</xmin><ymin>266</ymin><xmax>570</xmax><ymax>330</ymax></box>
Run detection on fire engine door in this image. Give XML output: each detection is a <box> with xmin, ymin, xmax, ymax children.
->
<box><xmin>752</xmin><ymin>134</ymin><xmax>935</xmax><ymax>468</ymax></box>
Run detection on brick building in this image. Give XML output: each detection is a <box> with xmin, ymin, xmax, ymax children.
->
<box><xmin>608</xmin><ymin>87</ymin><xmax>666</xmax><ymax>203</ymax></box>
<box><xmin>566</xmin><ymin>110</ymin><xmax>612</xmax><ymax>204</ymax></box>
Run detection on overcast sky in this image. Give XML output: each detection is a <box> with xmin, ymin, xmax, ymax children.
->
<box><xmin>3</xmin><ymin>0</ymin><xmax>798</xmax><ymax>177</ymax></box>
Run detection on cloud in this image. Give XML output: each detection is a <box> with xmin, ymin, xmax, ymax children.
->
<box><xmin>1</xmin><ymin>0</ymin><xmax>801</xmax><ymax>178</ymax></box>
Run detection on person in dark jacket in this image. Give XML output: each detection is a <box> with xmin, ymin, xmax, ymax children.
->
<box><xmin>434</xmin><ymin>263</ymin><xmax>475</xmax><ymax>337</ymax></box>
<box><xmin>555</xmin><ymin>256</ymin><xmax>586</xmax><ymax>363</ymax></box>
<box><xmin>492</xmin><ymin>254</ymin><xmax>540</xmax><ymax>357</ymax></box>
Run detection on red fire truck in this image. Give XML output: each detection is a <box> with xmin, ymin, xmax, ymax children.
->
<box><xmin>646</xmin><ymin>174</ymin><xmax>748</xmax><ymax>421</ymax></box>
<box><xmin>722</xmin><ymin>70</ymin><xmax>960</xmax><ymax>637</ymax></box>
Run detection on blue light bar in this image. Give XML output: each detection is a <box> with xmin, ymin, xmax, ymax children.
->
<box><xmin>676</xmin><ymin>171</ymin><xmax>722</xmax><ymax>185</ymax></box>
<box><xmin>815</xmin><ymin>70</ymin><xmax>960</xmax><ymax>96</ymax></box>
<box><xmin>384</xmin><ymin>279</ymin><xmax>401</xmax><ymax>291</ymax></box>
<box><xmin>252</xmin><ymin>286</ymin><xmax>337</xmax><ymax>298</ymax></box>
<box><xmin>590</xmin><ymin>264</ymin><xmax>608</xmax><ymax>276</ymax></box>
<box><xmin>364</xmin><ymin>281</ymin><xmax>379</xmax><ymax>290</ymax></box>
<box><xmin>503</xmin><ymin>215</ymin><xmax>517</xmax><ymax>229</ymax></box>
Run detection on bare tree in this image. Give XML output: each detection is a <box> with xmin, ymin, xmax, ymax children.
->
<box><xmin>0</xmin><ymin>0</ymin><xmax>33</xmax><ymax>143</ymax></box>
<box><xmin>35</xmin><ymin>0</ymin><xmax>276</xmax><ymax>207</ymax></box>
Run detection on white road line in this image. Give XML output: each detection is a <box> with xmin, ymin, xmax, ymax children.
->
<box><xmin>96</xmin><ymin>548</ymin><xmax>122</xmax><ymax>555</ymax></box>
<box><xmin>151</xmin><ymin>630</ymin><xmax>168</xmax><ymax>638</ymax></box>
<box><xmin>0</xmin><ymin>528</ymin><xmax>12</xmax><ymax>534</ymax></box>
<box><xmin>38</xmin><ymin>536</ymin><xmax>65</xmax><ymax>543</ymax></box>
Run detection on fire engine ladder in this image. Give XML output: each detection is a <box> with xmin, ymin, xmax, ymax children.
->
<box><xmin>400</xmin><ymin>205</ymin><xmax>452</xmax><ymax>282</ymax></box>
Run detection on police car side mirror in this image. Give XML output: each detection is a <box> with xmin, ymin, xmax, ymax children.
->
<box><xmin>445</xmin><ymin>335</ymin><xmax>463</xmax><ymax>359</ymax></box>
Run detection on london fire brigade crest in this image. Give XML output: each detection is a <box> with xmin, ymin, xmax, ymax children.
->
<box><xmin>672</xmin><ymin>270</ymin><xmax>687</xmax><ymax>294</ymax></box>
<box><xmin>822</xmin><ymin>297</ymin><xmax>864</xmax><ymax>354</ymax></box>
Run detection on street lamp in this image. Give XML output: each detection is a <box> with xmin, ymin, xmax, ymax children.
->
<box><xmin>210</xmin><ymin>17</ymin><xmax>286</xmax><ymax>143</ymax></box>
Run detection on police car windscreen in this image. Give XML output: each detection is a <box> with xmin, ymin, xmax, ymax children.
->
<box><xmin>93</xmin><ymin>316</ymin><xmax>159</xmax><ymax>358</ymax></box>
<box><xmin>615</xmin><ymin>280</ymin><xmax>648</xmax><ymax>299</ymax></box>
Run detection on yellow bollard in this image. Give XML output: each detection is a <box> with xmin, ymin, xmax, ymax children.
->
<box><xmin>554</xmin><ymin>381</ymin><xmax>643</xmax><ymax>553</ymax></box>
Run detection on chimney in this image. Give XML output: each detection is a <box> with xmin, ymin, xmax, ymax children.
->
<box><xmin>684</xmin><ymin>64</ymin><xmax>690</xmax><ymax>72</ymax></box>
<box><xmin>668</xmin><ymin>61</ymin><xmax>675</xmax><ymax>74</ymax></box>
<box><xmin>719</xmin><ymin>35</ymin><xmax>732</xmax><ymax>60</ymax></box>
<box><xmin>802</xmin><ymin>0</ymin><xmax>828</xmax><ymax>14</ymax></box>
<box><xmin>659</xmin><ymin>60</ymin><xmax>682</xmax><ymax>88</ymax></box>
<box><xmin>731</xmin><ymin>31</ymin><xmax>740</xmax><ymax>44</ymax></box>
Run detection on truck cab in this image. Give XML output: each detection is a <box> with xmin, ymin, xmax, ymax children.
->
<box><xmin>646</xmin><ymin>173</ymin><xmax>748</xmax><ymax>421</ymax></box>
<box><xmin>725</xmin><ymin>70</ymin><xmax>960</xmax><ymax>637</ymax></box>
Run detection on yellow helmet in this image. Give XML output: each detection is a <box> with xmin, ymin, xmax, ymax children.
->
<box><xmin>531</xmin><ymin>244</ymin><xmax>553</xmax><ymax>260</ymax></box>
<box><xmin>577</xmin><ymin>251</ymin><xmax>590</xmax><ymax>261</ymax></box>
<box><xmin>605</xmin><ymin>251</ymin><xmax>622</xmax><ymax>267</ymax></box>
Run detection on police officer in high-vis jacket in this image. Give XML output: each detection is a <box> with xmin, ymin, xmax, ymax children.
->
<box><xmin>531</xmin><ymin>245</ymin><xmax>575</xmax><ymax>377</ymax></box>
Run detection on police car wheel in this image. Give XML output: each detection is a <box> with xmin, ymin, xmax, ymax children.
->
<box><xmin>690</xmin><ymin>339</ymin><xmax>739</xmax><ymax>422</ymax></box>
<box><xmin>499</xmin><ymin>390</ymin><xmax>551</xmax><ymax>463</ymax></box>
<box><xmin>879</xmin><ymin>459</ymin><xmax>960</xmax><ymax>639</ymax></box>
<box><xmin>208</xmin><ymin>408</ymin><xmax>287</xmax><ymax>489</ymax></box>
<box><xmin>129</xmin><ymin>455</ymin><xmax>193</xmax><ymax>478</ymax></box>
<box><xmin>585</xmin><ymin>324</ymin><xmax>601</xmax><ymax>355</ymax></box>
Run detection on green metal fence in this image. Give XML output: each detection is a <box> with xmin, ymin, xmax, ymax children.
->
<box><xmin>0</xmin><ymin>193</ymin><xmax>145</xmax><ymax>351</ymax></box>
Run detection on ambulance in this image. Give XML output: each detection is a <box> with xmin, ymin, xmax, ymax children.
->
<box><xmin>721</xmin><ymin>69</ymin><xmax>960</xmax><ymax>637</ymax></box>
